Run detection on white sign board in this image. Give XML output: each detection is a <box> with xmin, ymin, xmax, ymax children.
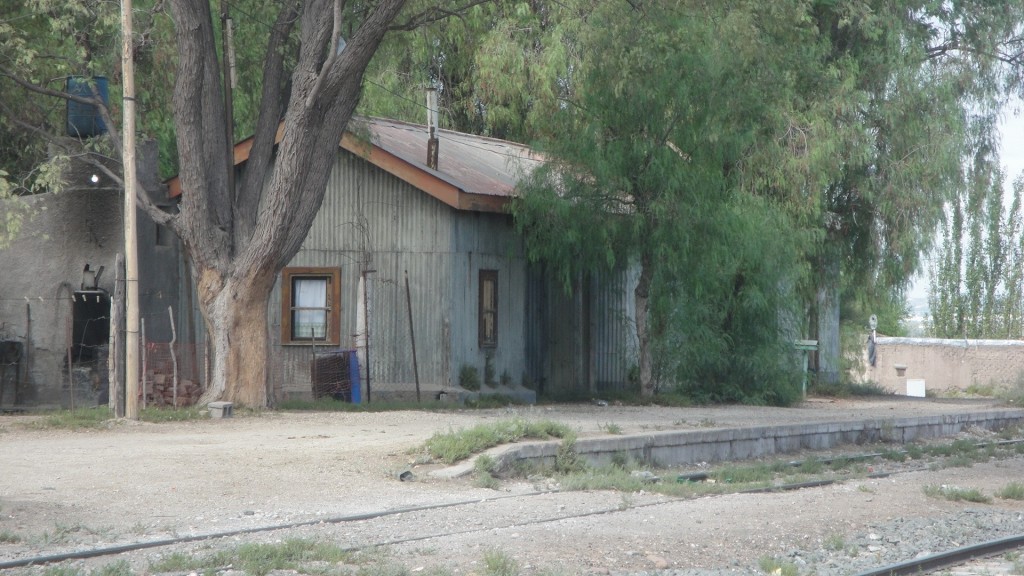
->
<box><xmin>906</xmin><ymin>379</ymin><xmax>926</xmax><ymax>398</ymax></box>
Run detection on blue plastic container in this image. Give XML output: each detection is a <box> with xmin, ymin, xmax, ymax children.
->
<box><xmin>66</xmin><ymin>76</ymin><xmax>109</xmax><ymax>138</ymax></box>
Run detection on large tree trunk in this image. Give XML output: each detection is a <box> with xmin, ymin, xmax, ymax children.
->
<box><xmin>164</xmin><ymin>0</ymin><xmax>408</xmax><ymax>407</ymax></box>
<box><xmin>815</xmin><ymin>254</ymin><xmax>841</xmax><ymax>386</ymax></box>
<box><xmin>196</xmin><ymin>266</ymin><xmax>276</xmax><ymax>406</ymax></box>
<box><xmin>635</xmin><ymin>252</ymin><xmax>655</xmax><ymax>396</ymax></box>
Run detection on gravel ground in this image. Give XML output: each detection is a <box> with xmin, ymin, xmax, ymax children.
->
<box><xmin>2</xmin><ymin>397</ymin><xmax>1024</xmax><ymax>575</ymax></box>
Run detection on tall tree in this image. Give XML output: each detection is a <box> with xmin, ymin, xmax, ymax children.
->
<box><xmin>2</xmin><ymin>0</ymin><xmax>487</xmax><ymax>407</ymax></box>
<box><xmin>764</xmin><ymin>0</ymin><xmax>1024</xmax><ymax>384</ymax></box>
<box><xmin>514</xmin><ymin>0</ymin><xmax>816</xmax><ymax>401</ymax></box>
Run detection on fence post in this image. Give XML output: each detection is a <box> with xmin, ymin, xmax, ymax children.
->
<box><xmin>141</xmin><ymin>318</ymin><xmax>147</xmax><ymax>409</ymax></box>
<box><xmin>404</xmin><ymin>271</ymin><xmax>421</xmax><ymax>403</ymax></box>
<box><xmin>168</xmin><ymin>306</ymin><xmax>178</xmax><ymax>408</ymax></box>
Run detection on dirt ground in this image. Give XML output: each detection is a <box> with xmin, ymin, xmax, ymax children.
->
<box><xmin>2</xmin><ymin>397</ymin><xmax>1023</xmax><ymax>574</ymax></box>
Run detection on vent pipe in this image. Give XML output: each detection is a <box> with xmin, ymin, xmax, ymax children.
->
<box><xmin>426</xmin><ymin>88</ymin><xmax>439</xmax><ymax>170</ymax></box>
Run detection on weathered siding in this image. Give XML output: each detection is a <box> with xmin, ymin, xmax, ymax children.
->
<box><xmin>526</xmin><ymin>265</ymin><xmax>637</xmax><ymax>397</ymax></box>
<box><xmin>272</xmin><ymin>150</ymin><xmax>530</xmax><ymax>401</ymax></box>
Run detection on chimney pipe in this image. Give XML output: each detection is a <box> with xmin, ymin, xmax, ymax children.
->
<box><xmin>426</xmin><ymin>88</ymin><xmax>439</xmax><ymax>170</ymax></box>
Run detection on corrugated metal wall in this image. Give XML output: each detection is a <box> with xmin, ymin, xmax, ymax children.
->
<box><xmin>526</xmin><ymin>264</ymin><xmax>638</xmax><ymax>397</ymax></box>
<box><xmin>272</xmin><ymin>150</ymin><xmax>531</xmax><ymax>400</ymax></box>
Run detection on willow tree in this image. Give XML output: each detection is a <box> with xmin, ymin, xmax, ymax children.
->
<box><xmin>513</xmin><ymin>0</ymin><xmax>817</xmax><ymax>401</ymax></box>
<box><xmin>799</xmin><ymin>1</ymin><xmax>1024</xmax><ymax>384</ymax></box>
<box><xmin>360</xmin><ymin>0</ymin><xmax>584</xmax><ymax>142</ymax></box>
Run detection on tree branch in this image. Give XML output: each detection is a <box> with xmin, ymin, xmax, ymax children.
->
<box><xmin>0</xmin><ymin>98</ymin><xmax>176</xmax><ymax>227</ymax></box>
<box><xmin>388</xmin><ymin>0</ymin><xmax>490</xmax><ymax>31</ymax></box>
<box><xmin>235</xmin><ymin>0</ymin><xmax>300</xmax><ymax>247</ymax></box>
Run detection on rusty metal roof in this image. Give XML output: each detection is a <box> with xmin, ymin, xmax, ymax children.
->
<box><xmin>354</xmin><ymin>117</ymin><xmax>544</xmax><ymax>198</ymax></box>
<box><xmin>168</xmin><ymin>116</ymin><xmax>542</xmax><ymax>212</ymax></box>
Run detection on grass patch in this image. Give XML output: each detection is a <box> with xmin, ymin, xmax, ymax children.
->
<box><xmin>424</xmin><ymin>419</ymin><xmax>573</xmax><ymax>464</ymax></box>
<box><xmin>811</xmin><ymin>380</ymin><xmax>890</xmax><ymax>398</ymax></box>
<box><xmin>712</xmin><ymin>461</ymin><xmax>789</xmax><ymax>484</ymax></box>
<box><xmin>139</xmin><ymin>406</ymin><xmax>206</xmax><ymax>422</ymax></box>
<box><xmin>997</xmin><ymin>482</ymin><xmax>1024</xmax><ymax>500</ymax></box>
<box><xmin>25</xmin><ymin>406</ymin><xmax>207</xmax><ymax>430</ymax></box>
<box><xmin>149</xmin><ymin>539</ymin><xmax>352</xmax><ymax>576</ymax></box>
<box><xmin>600</xmin><ymin>422</ymin><xmax>623</xmax><ymax>435</ymax></box>
<box><xmin>0</xmin><ymin>530</ymin><xmax>21</xmax><ymax>543</ymax></box>
<box><xmin>483</xmin><ymin>549</ymin><xmax>519</xmax><ymax>576</ymax></box>
<box><xmin>823</xmin><ymin>532</ymin><xmax>846</xmax><ymax>552</ymax></box>
<box><xmin>758</xmin><ymin>557</ymin><xmax>799</xmax><ymax>576</ymax></box>
<box><xmin>31</xmin><ymin>407</ymin><xmax>111</xmax><ymax>429</ymax></box>
<box><xmin>474</xmin><ymin>455</ymin><xmax>500</xmax><ymax>489</ymax></box>
<box><xmin>922</xmin><ymin>484</ymin><xmax>991</xmax><ymax>503</ymax></box>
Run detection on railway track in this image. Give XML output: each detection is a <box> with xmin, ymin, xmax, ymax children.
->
<box><xmin>3</xmin><ymin>442</ymin><xmax>1024</xmax><ymax>574</ymax></box>
<box><xmin>853</xmin><ymin>534</ymin><xmax>1024</xmax><ymax>575</ymax></box>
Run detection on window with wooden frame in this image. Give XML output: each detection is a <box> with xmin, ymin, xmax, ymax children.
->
<box><xmin>478</xmin><ymin>269</ymin><xmax>498</xmax><ymax>348</ymax></box>
<box><xmin>281</xmin><ymin>267</ymin><xmax>341</xmax><ymax>345</ymax></box>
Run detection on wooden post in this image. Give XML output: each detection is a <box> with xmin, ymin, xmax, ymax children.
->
<box><xmin>122</xmin><ymin>0</ymin><xmax>140</xmax><ymax>420</ymax></box>
<box><xmin>404</xmin><ymin>271</ymin><xmax>421</xmax><ymax>403</ymax></box>
<box><xmin>66</xmin><ymin>312</ymin><xmax>74</xmax><ymax>411</ymax></box>
<box><xmin>140</xmin><ymin>318</ymin><xmax>146</xmax><ymax>410</ymax></box>
<box><xmin>108</xmin><ymin>253</ymin><xmax>125</xmax><ymax>417</ymax></box>
<box><xmin>168</xmin><ymin>306</ymin><xmax>178</xmax><ymax>407</ymax></box>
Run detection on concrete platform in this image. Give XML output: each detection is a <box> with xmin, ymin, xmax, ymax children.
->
<box><xmin>431</xmin><ymin>406</ymin><xmax>1024</xmax><ymax>479</ymax></box>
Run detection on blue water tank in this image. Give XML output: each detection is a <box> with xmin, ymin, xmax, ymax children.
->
<box><xmin>65</xmin><ymin>76</ymin><xmax>109</xmax><ymax>138</ymax></box>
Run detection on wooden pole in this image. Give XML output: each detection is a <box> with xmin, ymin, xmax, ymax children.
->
<box><xmin>108</xmin><ymin>254</ymin><xmax>125</xmax><ymax>417</ymax></box>
<box><xmin>362</xmin><ymin>270</ymin><xmax>373</xmax><ymax>403</ymax></box>
<box><xmin>140</xmin><ymin>318</ymin><xmax>146</xmax><ymax>409</ymax></box>
<box><xmin>404</xmin><ymin>271</ymin><xmax>421</xmax><ymax>403</ymax></box>
<box><xmin>66</xmin><ymin>312</ymin><xmax>74</xmax><ymax>411</ymax></box>
<box><xmin>168</xmin><ymin>306</ymin><xmax>178</xmax><ymax>407</ymax></box>
<box><xmin>122</xmin><ymin>0</ymin><xmax>140</xmax><ymax>419</ymax></box>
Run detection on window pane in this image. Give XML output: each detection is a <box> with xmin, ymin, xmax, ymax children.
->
<box><xmin>293</xmin><ymin>277</ymin><xmax>329</xmax><ymax>340</ymax></box>
<box><xmin>479</xmin><ymin>270</ymin><xmax>498</xmax><ymax>347</ymax></box>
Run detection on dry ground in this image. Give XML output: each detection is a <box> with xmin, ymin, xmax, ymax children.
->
<box><xmin>1</xmin><ymin>397</ymin><xmax>1023</xmax><ymax>574</ymax></box>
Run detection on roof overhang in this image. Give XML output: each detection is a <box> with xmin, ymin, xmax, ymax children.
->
<box><xmin>166</xmin><ymin>121</ymin><xmax>511</xmax><ymax>214</ymax></box>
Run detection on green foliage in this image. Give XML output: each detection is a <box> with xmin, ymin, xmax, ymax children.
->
<box><xmin>484</xmin><ymin>353</ymin><xmax>496</xmax><ymax>388</ymax></box>
<box><xmin>922</xmin><ymin>485</ymin><xmax>991</xmax><ymax>504</ymax></box>
<box><xmin>423</xmin><ymin>419</ymin><xmax>572</xmax><ymax>464</ymax></box>
<box><xmin>997</xmin><ymin>482</ymin><xmax>1024</xmax><ymax>500</ymax></box>
<box><xmin>362</xmin><ymin>1</ymin><xmax>584</xmax><ymax>142</ymax></box>
<box><xmin>458</xmin><ymin>364</ymin><xmax>481</xmax><ymax>391</ymax></box>
<box><xmin>929</xmin><ymin>161</ymin><xmax>1024</xmax><ymax>338</ymax></box>
<box><xmin>148</xmin><ymin>539</ymin><xmax>352</xmax><ymax>576</ymax></box>
<box><xmin>758</xmin><ymin>557</ymin><xmax>799</xmax><ymax>576</ymax></box>
<box><xmin>513</xmin><ymin>1</ymin><xmax>812</xmax><ymax>404</ymax></box>
<box><xmin>482</xmin><ymin>549</ymin><xmax>520</xmax><ymax>576</ymax></box>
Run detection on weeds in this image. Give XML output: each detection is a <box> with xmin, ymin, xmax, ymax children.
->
<box><xmin>474</xmin><ymin>454</ymin><xmax>500</xmax><ymax>489</ymax></box>
<box><xmin>996</xmin><ymin>482</ymin><xmax>1024</xmax><ymax>500</ymax></box>
<box><xmin>823</xmin><ymin>533</ymin><xmax>845</xmax><ymax>552</ymax></box>
<box><xmin>148</xmin><ymin>539</ymin><xmax>352</xmax><ymax>576</ymax></box>
<box><xmin>26</xmin><ymin>406</ymin><xmax>207</xmax><ymax>430</ymax></box>
<box><xmin>758</xmin><ymin>557</ymin><xmax>799</xmax><ymax>576</ymax></box>
<box><xmin>483</xmin><ymin>549</ymin><xmax>519</xmax><ymax>576</ymax></box>
<box><xmin>424</xmin><ymin>419</ymin><xmax>572</xmax><ymax>464</ymax></box>
<box><xmin>601</xmin><ymin>422</ymin><xmax>623</xmax><ymax>435</ymax></box>
<box><xmin>0</xmin><ymin>530</ymin><xmax>21</xmax><ymax>543</ymax></box>
<box><xmin>922</xmin><ymin>485</ymin><xmax>992</xmax><ymax>503</ymax></box>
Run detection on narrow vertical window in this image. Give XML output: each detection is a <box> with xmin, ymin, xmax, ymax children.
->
<box><xmin>479</xmin><ymin>269</ymin><xmax>498</xmax><ymax>348</ymax></box>
<box><xmin>281</xmin><ymin>268</ymin><xmax>341</xmax><ymax>345</ymax></box>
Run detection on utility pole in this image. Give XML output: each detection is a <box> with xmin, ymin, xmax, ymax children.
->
<box><xmin>121</xmin><ymin>0</ymin><xmax>140</xmax><ymax>419</ymax></box>
<box><xmin>221</xmin><ymin>0</ymin><xmax>235</xmax><ymax>206</ymax></box>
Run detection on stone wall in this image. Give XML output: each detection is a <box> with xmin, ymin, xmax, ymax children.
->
<box><xmin>857</xmin><ymin>337</ymin><xmax>1024</xmax><ymax>395</ymax></box>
